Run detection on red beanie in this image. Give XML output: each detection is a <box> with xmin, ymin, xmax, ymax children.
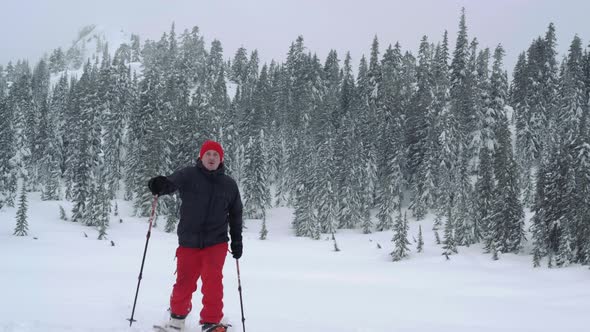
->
<box><xmin>199</xmin><ymin>140</ymin><xmax>224</xmax><ymax>162</ymax></box>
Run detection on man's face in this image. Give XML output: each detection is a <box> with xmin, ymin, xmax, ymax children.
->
<box><xmin>202</xmin><ymin>150</ymin><xmax>221</xmax><ymax>171</ymax></box>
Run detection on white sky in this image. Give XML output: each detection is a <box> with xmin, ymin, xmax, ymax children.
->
<box><xmin>1</xmin><ymin>0</ymin><xmax>589</xmax><ymax>73</ymax></box>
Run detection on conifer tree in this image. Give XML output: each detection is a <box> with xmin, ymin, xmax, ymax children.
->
<box><xmin>417</xmin><ymin>225</ymin><xmax>424</xmax><ymax>253</ymax></box>
<box><xmin>391</xmin><ymin>210</ymin><xmax>411</xmax><ymax>261</ymax></box>
<box><xmin>356</xmin><ymin>56</ymin><xmax>376</xmax><ymax>234</ymax></box>
<box><xmin>243</xmin><ymin>63</ymin><xmax>271</xmax><ymax>220</ymax></box>
<box><xmin>410</xmin><ymin>36</ymin><xmax>435</xmax><ymax>219</ymax></box>
<box><xmin>0</xmin><ymin>94</ymin><xmax>17</xmax><ymax>208</ymax></box>
<box><xmin>450</xmin><ymin>8</ymin><xmax>475</xmax><ymax>153</ymax></box>
<box><xmin>442</xmin><ymin>195</ymin><xmax>458</xmax><ymax>257</ymax></box>
<box><xmin>375</xmin><ymin>44</ymin><xmax>404</xmax><ymax>231</ymax></box>
<box><xmin>14</xmin><ymin>181</ymin><xmax>29</xmax><ymax>236</ymax></box>
<box><xmin>474</xmin><ymin>146</ymin><xmax>494</xmax><ymax>243</ymax></box>
<box><xmin>259</xmin><ymin>217</ymin><xmax>268</xmax><ymax>240</ymax></box>
<box><xmin>59</xmin><ymin>205</ymin><xmax>68</xmax><ymax>221</ymax></box>
<box><xmin>70</xmin><ymin>63</ymin><xmax>95</xmax><ymax>223</ymax></box>
<box><xmin>336</xmin><ymin>53</ymin><xmax>361</xmax><ymax>230</ymax></box>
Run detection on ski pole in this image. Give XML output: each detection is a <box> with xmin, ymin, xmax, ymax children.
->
<box><xmin>236</xmin><ymin>258</ymin><xmax>246</xmax><ymax>332</ymax></box>
<box><xmin>127</xmin><ymin>195</ymin><xmax>159</xmax><ymax>326</ymax></box>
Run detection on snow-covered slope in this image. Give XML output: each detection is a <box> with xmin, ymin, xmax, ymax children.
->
<box><xmin>49</xmin><ymin>24</ymin><xmax>141</xmax><ymax>87</ymax></box>
<box><xmin>0</xmin><ymin>193</ymin><xmax>588</xmax><ymax>332</ymax></box>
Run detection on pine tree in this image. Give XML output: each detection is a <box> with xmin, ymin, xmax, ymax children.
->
<box><xmin>0</xmin><ymin>93</ymin><xmax>17</xmax><ymax>208</ymax></box>
<box><xmin>49</xmin><ymin>48</ymin><xmax>67</xmax><ymax>73</ymax></box>
<box><xmin>357</xmin><ymin>55</ymin><xmax>376</xmax><ymax>234</ymax></box>
<box><xmin>474</xmin><ymin>146</ymin><xmax>494</xmax><ymax>243</ymax></box>
<box><xmin>130</xmin><ymin>34</ymin><xmax>141</xmax><ymax>62</ymax></box>
<box><xmin>433</xmin><ymin>215</ymin><xmax>443</xmax><ymax>231</ymax></box>
<box><xmin>38</xmin><ymin>99</ymin><xmax>61</xmax><ymax>200</ymax></box>
<box><xmin>512</xmin><ymin>52</ymin><xmax>537</xmax><ymax>207</ymax></box>
<box><xmin>314</xmin><ymin>52</ymin><xmax>339</xmax><ymax>236</ymax></box>
<box><xmin>417</xmin><ymin>225</ymin><xmax>424</xmax><ymax>253</ymax></box>
<box><xmin>407</xmin><ymin>36</ymin><xmax>433</xmax><ymax>194</ymax></box>
<box><xmin>14</xmin><ymin>181</ymin><xmax>29</xmax><ymax>236</ymax></box>
<box><xmin>336</xmin><ymin>52</ymin><xmax>362</xmax><ymax>230</ymax></box>
<box><xmin>242</xmin><ymin>64</ymin><xmax>271</xmax><ymax>220</ymax></box>
<box><xmin>123</xmin><ymin>73</ymin><xmax>140</xmax><ymax>202</ymax></box>
<box><xmin>450</xmin><ymin>8</ymin><xmax>475</xmax><ymax>154</ymax></box>
<box><xmin>391</xmin><ymin>210</ymin><xmax>411</xmax><ymax>261</ymax></box>
<box><xmin>442</xmin><ymin>194</ymin><xmax>458</xmax><ymax>257</ymax></box>
<box><xmin>453</xmin><ymin>156</ymin><xmax>475</xmax><ymax>247</ymax></box>
<box><xmin>131</xmin><ymin>36</ymin><xmax>172</xmax><ymax>217</ymax></box>
<box><xmin>59</xmin><ymin>205</ymin><xmax>68</xmax><ymax>221</ymax></box>
<box><xmin>10</xmin><ymin>63</ymin><xmax>35</xmax><ymax>186</ymax></box>
<box><xmin>259</xmin><ymin>217</ymin><xmax>268</xmax><ymax>240</ymax></box>
<box><xmin>408</xmin><ymin>37</ymin><xmax>435</xmax><ymax>220</ymax></box>
<box><xmin>375</xmin><ymin>44</ymin><xmax>403</xmax><ymax>231</ymax></box>
<box><xmin>104</xmin><ymin>52</ymin><xmax>131</xmax><ymax>199</ymax></box>
<box><xmin>486</xmin><ymin>46</ymin><xmax>525</xmax><ymax>255</ymax></box>
<box><xmin>574</xmin><ymin>123</ymin><xmax>590</xmax><ymax>265</ymax></box>
<box><xmin>70</xmin><ymin>62</ymin><xmax>95</xmax><ymax>223</ymax></box>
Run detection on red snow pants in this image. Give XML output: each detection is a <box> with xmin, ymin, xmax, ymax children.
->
<box><xmin>170</xmin><ymin>242</ymin><xmax>228</xmax><ymax>324</ymax></box>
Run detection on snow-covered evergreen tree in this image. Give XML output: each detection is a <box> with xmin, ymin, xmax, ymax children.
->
<box><xmin>417</xmin><ymin>225</ymin><xmax>424</xmax><ymax>253</ymax></box>
<box><xmin>70</xmin><ymin>63</ymin><xmax>95</xmax><ymax>223</ymax></box>
<box><xmin>38</xmin><ymin>99</ymin><xmax>61</xmax><ymax>201</ymax></box>
<box><xmin>243</xmin><ymin>63</ymin><xmax>271</xmax><ymax>220</ymax></box>
<box><xmin>0</xmin><ymin>92</ymin><xmax>17</xmax><ymax>208</ymax></box>
<box><xmin>474</xmin><ymin>146</ymin><xmax>494</xmax><ymax>244</ymax></box>
<box><xmin>14</xmin><ymin>181</ymin><xmax>29</xmax><ymax>236</ymax></box>
<box><xmin>375</xmin><ymin>44</ymin><xmax>404</xmax><ymax>231</ymax></box>
<box><xmin>391</xmin><ymin>210</ymin><xmax>411</xmax><ymax>261</ymax></box>
<box><xmin>486</xmin><ymin>45</ymin><xmax>525</xmax><ymax>256</ymax></box>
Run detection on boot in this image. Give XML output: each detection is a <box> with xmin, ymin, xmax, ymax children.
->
<box><xmin>201</xmin><ymin>322</ymin><xmax>230</xmax><ymax>332</ymax></box>
<box><xmin>164</xmin><ymin>315</ymin><xmax>186</xmax><ymax>331</ymax></box>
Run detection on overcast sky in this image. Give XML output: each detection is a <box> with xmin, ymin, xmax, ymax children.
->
<box><xmin>1</xmin><ymin>0</ymin><xmax>589</xmax><ymax>73</ymax></box>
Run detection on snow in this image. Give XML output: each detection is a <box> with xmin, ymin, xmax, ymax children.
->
<box><xmin>1</xmin><ymin>193</ymin><xmax>589</xmax><ymax>332</ymax></box>
<box><xmin>49</xmin><ymin>25</ymin><xmax>140</xmax><ymax>89</ymax></box>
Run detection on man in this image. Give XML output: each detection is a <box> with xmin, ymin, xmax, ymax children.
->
<box><xmin>148</xmin><ymin>140</ymin><xmax>243</xmax><ymax>332</ymax></box>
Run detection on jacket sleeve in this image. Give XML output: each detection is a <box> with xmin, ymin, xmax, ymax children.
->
<box><xmin>229</xmin><ymin>184</ymin><xmax>243</xmax><ymax>243</ymax></box>
<box><xmin>163</xmin><ymin>167</ymin><xmax>190</xmax><ymax>194</ymax></box>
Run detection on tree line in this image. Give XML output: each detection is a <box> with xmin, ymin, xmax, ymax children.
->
<box><xmin>1</xmin><ymin>11</ymin><xmax>589</xmax><ymax>267</ymax></box>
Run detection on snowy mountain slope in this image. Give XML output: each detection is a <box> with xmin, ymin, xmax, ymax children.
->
<box><xmin>49</xmin><ymin>24</ymin><xmax>141</xmax><ymax>88</ymax></box>
<box><xmin>1</xmin><ymin>193</ymin><xmax>589</xmax><ymax>332</ymax></box>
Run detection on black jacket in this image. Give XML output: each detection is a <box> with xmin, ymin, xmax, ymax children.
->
<box><xmin>160</xmin><ymin>159</ymin><xmax>243</xmax><ymax>248</ymax></box>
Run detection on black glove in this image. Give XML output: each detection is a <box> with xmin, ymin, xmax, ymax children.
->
<box><xmin>231</xmin><ymin>241</ymin><xmax>243</xmax><ymax>259</ymax></box>
<box><xmin>147</xmin><ymin>176</ymin><xmax>168</xmax><ymax>195</ymax></box>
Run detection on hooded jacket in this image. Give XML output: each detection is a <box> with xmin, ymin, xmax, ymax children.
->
<box><xmin>161</xmin><ymin>159</ymin><xmax>243</xmax><ymax>248</ymax></box>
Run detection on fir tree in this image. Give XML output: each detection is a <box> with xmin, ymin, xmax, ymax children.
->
<box><xmin>259</xmin><ymin>217</ymin><xmax>268</xmax><ymax>240</ymax></box>
<box><xmin>391</xmin><ymin>210</ymin><xmax>411</xmax><ymax>261</ymax></box>
<box><xmin>38</xmin><ymin>99</ymin><xmax>61</xmax><ymax>200</ymax></box>
<box><xmin>450</xmin><ymin>8</ymin><xmax>475</xmax><ymax>153</ymax></box>
<box><xmin>59</xmin><ymin>205</ymin><xmax>68</xmax><ymax>221</ymax></box>
<box><xmin>242</xmin><ymin>64</ymin><xmax>271</xmax><ymax>220</ymax></box>
<box><xmin>486</xmin><ymin>47</ymin><xmax>525</xmax><ymax>255</ymax></box>
<box><xmin>442</xmin><ymin>194</ymin><xmax>458</xmax><ymax>257</ymax></box>
<box><xmin>0</xmin><ymin>94</ymin><xmax>17</xmax><ymax>208</ymax></box>
<box><xmin>14</xmin><ymin>181</ymin><xmax>29</xmax><ymax>236</ymax></box>
<box><xmin>417</xmin><ymin>225</ymin><xmax>424</xmax><ymax>253</ymax></box>
<box><xmin>375</xmin><ymin>44</ymin><xmax>404</xmax><ymax>231</ymax></box>
<box><xmin>474</xmin><ymin>146</ymin><xmax>494</xmax><ymax>243</ymax></box>
<box><xmin>70</xmin><ymin>63</ymin><xmax>95</xmax><ymax>223</ymax></box>
<box><xmin>408</xmin><ymin>36</ymin><xmax>434</xmax><ymax>202</ymax></box>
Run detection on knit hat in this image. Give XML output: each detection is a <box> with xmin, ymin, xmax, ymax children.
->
<box><xmin>199</xmin><ymin>140</ymin><xmax>224</xmax><ymax>162</ymax></box>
